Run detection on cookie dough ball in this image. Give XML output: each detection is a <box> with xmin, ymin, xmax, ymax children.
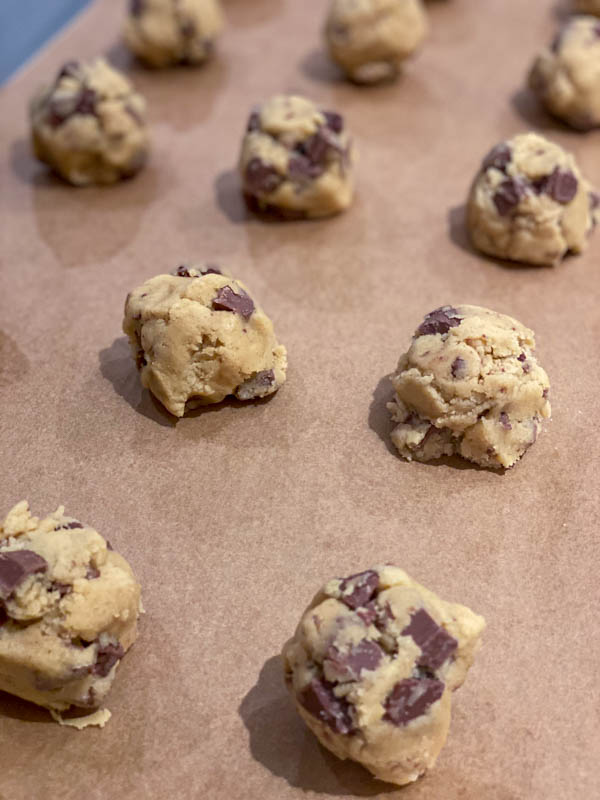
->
<box><xmin>529</xmin><ymin>16</ymin><xmax>600</xmax><ymax>130</ymax></box>
<box><xmin>283</xmin><ymin>565</ymin><xmax>485</xmax><ymax>786</ymax></box>
<box><xmin>30</xmin><ymin>59</ymin><xmax>148</xmax><ymax>186</ymax></box>
<box><xmin>239</xmin><ymin>95</ymin><xmax>355</xmax><ymax>219</ymax></box>
<box><xmin>574</xmin><ymin>0</ymin><xmax>600</xmax><ymax>15</ymax></box>
<box><xmin>387</xmin><ymin>305</ymin><xmax>551</xmax><ymax>470</ymax></box>
<box><xmin>467</xmin><ymin>132</ymin><xmax>598</xmax><ymax>266</ymax></box>
<box><xmin>324</xmin><ymin>0</ymin><xmax>428</xmax><ymax>83</ymax></box>
<box><xmin>0</xmin><ymin>501</ymin><xmax>141</xmax><ymax>722</ymax></box>
<box><xmin>123</xmin><ymin>0</ymin><xmax>224</xmax><ymax>67</ymax></box>
<box><xmin>123</xmin><ymin>264</ymin><xmax>287</xmax><ymax>416</ymax></box>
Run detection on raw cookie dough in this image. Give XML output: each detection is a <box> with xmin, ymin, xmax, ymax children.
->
<box><xmin>529</xmin><ymin>16</ymin><xmax>600</xmax><ymax>130</ymax></box>
<box><xmin>283</xmin><ymin>565</ymin><xmax>485</xmax><ymax>786</ymax></box>
<box><xmin>0</xmin><ymin>501</ymin><xmax>141</xmax><ymax>721</ymax></box>
<box><xmin>387</xmin><ymin>305</ymin><xmax>551</xmax><ymax>469</ymax></box>
<box><xmin>324</xmin><ymin>0</ymin><xmax>428</xmax><ymax>83</ymax></box>
<box><xmin>467</xmin><ymin>132</ymin><xmax>599</xmax><ymax>266</ymax></box>
<box><xmin>123</xmin><ymin>0</ymin><xmax>224</xmax><ymax>67</ymax></box>
<box><xmin>123</xmin><ymin>264</ymin><xmax>287</xmax><ymax>416</ymax></box>
<box><xmin>574</xmin><ymin>0</ymin><xmax>600</xmax><ymax>15</ymax></box>
<box><xmin>30</xmin><ymin>58</ymin><xmax>149</xmax><ymax>186</ymax></box>
<box><xmin>239</xmin><ymin>95</ymin><xmax>355</xmax><ymax>218</ymax></box>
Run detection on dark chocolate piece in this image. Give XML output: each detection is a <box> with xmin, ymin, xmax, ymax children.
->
<box><xmin>499</xmin><ymin>412</ymin><xmax>512</xmax><ymax>430</ymax></box>
<box><xmin>416</xmin><ymin>306</ymin><xmax>462</xmax><ymax>337</ymax></box>
<box><xmin>57</xmin><ymin>61</ymin><xmax>81</xmax><ymax>81</ymax></box>
<box><xmin>59</xmin><ymin>521</ymin><xmax>84</xmax><ymax>530</ymax></box>
<box><xmin>212</xmin><ymin>286</ymin><xmax>255</xmax><ymax>320</ymax></box>
<box><xmin>401</xmin><ymin>608</ymin><xmax>458</xmax><ymax>670</ymax></box>
<box><xmin>338</xmin><ymin>570</ymin><xmax>379</xmax><ymax>610</ymax></box>
<box><xmin>493</xmin><ymin>178</ymin><xmax>524</xmax><ymax>216</ymax></box>
<box><xmin>93</xmin><ymin>641</ymin><xmax>125</xmax><ymax>677</ymax></box>
<box><xmin>0</xmin><ymin>550</ymin><xmax>48</xmax><ymax>599</ymax></box>
<box><xmin>383</xmin><ymin>677</ymin><xmax>445</xmax><ymax>726</ymax></box>
<box><xmin>51</xmin><ymin>582</ymin><xmax>72</xmax><ymax>598</ymax></box>
<box><xmin>246</xmin><ymin>111</ymin><xmax>261</xmax><ymax>132</ymax></box>
<box><xmin>130</xmin><ymin>0</ymin><xmax>144</xmax><ymax>16</ymax></box>
<box><xmin>323</xmin><ymin>110</ymin><xmax>344</xmax><ymax>133</ymax></box>
<box><xmin>451</xmin><ymin>356</ymin><xmax>467</xmax><ymax>378</ymax></box>
<box><xmin>298</xmin><ymin>678</ymin><xmax>354</xmax><ymax>734</ymax></box>
<box><xmin>236</xmin><ymin>369</ymin><xmax>275</xmax><ymax>400</ymax></box>
<box><xmin>325</xmin><ymin>639</ymin><xmax>384</xmax><ymax>681</ymax></box>
<box><xmin>288</xmin><ymin>156</ymin><xmax>323</xmax><ymax>180</ymax></box>
<box><xmin>244</xmin><ymin>157</ymin><xmax>283</xmax><ymax>195</ymax></box>
<box><xmin>482</xmin><ymin>143</ymin><xmax>511</xmax><ymax>172</ymax></box>
<box><xmin>517</xmin><ymin>352</ymin><xmax>527</xmax><ymax>362</ymax></box>
<box><xmin>86</xmin><ymin>566</ymin><xmax>100</xmax><ymax>580</ymax></box>
<box><xmin>174</xmin><ymin>264</ymin><xmax>222</xmax><ymax>278</ymax></box>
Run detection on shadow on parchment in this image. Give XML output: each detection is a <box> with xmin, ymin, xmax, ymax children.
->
<box><xmin>221</xmin><ymin>0</ymin><xmax>283</xmax><ymax>28</ymax></box>
<box><xmin>0</xmin><ymin>691</ymin><xmax>54</xmax><ymax>723</ymax></box>
<box><xmin>0</xmin><ymin>331</ymin><xmax>30</xmax><ymax>388</ymax></box>
<box><xmin>368</xmin><ymin>375</ymin><xmax>502</xmax><ymax>473</ymax></box>
<box><xmin>299</xmin><ymin>49</ymin><xmax>346</xmax><ymax>86</ymax></box>
<box><xmin>510</xmin><ymin>88</ymin><xmax>567</xmax><ymax>135</ymax></box>
<box><xmin>239</xmin><ymin>656</ymin><xmax>398</xmax><ymax>797</ymax></box>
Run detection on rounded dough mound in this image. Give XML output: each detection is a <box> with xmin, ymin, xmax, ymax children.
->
<box><xmin>239</xmin><ymin>94</ymin><xmax>356</xmax><ymax>219</ymax></box>
<box><xmin>324</xmin><ymin>0</ymin><xmax>428</xmax><ymax>83</ymax></box>
<box><xmin>30</xmin><ymin>58</ymin><xmax>149</xmax><ymax>186</ymax></box>
<box><xmin>387</xmin><ymin>305</ymin><xmax>551</xmax><ymax>470</ymax></box>
<box><xmin>574</xmin><ymin>0</ymin><xmax>600</xmax><ymax>15</ymax></box>
<box><xmin>123</xmin><ymin>265</ymin><xmax>287</xmax><ymax>417</ymax></box>
<box><xmin>467</xmin><ymin>132</ymin><xmax>598</xmax><ymax>266</ymax></box>
<box><xmin>0</xmin><ymin>501</ymin><xmax>141</xmax><ymax>715</ymax></box>
<box><xmin>123</xmin><ymin>0</ymin><xmax>224</xmax><ymax>67</ymax></box>
<box><xmin>283</xmin><ymin>565</ymin><xmax>485</xmax><ymax>786</ymax></box>
<box><xmin>529</xmin><ymin>16</ymin><xmax>600</xmax><ymax>130</ymax></box>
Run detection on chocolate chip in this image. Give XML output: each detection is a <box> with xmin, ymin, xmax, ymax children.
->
<box><xmin>298</xmin><ymin>678</ymin><xmax>354</xmax><ymax>734</ymax></box>
<box><xmin>51</xmin><ymin>582</ymin><xmax>72</xmax><ymax>597</ymax></box>
<box><xmin>57</xmin><ymin>61</ymin><xmax>81</xmax><ymax>81</ymax></box>
<box><xmin>212</xmin><ymin>285</ymin><xmax>255</xmax><ymax>320</ymax></box>
<box><xmin>75</xmin><ymin>88</ymin><xmax>97</xmax><ymax>116</ymax></box>
<box><xmin>86</xmin><ymin>566</ymin><xmax>100</xmax><ymax>580</ymax></box>
<box><xmin>130</xmin><ymin>0</ymin><xmax>144</xmax><ymax>15</ymax></box>
<box><xmin>245</xmin><ymin>157</ymin><xmax>283</xmax><ymax>195</ymax></box>
<box><xmin>401</xmin><ymin>609</ymin><xmax>458</xmax><ymax>671</ymax></box>
<box><xmin>522</xmin><ymin>362</ymin><xmax>531</xmax><ymax>374</ymax></box>
<box><xmin>325</xmin><ymin>640</ymin><xmax>384</xmax><ymax>682</ymax></box>
<box><xmin>416</xmin><ymin>306</ymin><xmax>462</xmax><ymax>337</ymax></box>
<box><xmin>59</xmin><ymin>521</ymin><xmax>84</xmax><ymax>530</ymax></box>
<box><xmin>298</xmin><ymin>130</ymin><xmax>331</xmax><ymax>167</ymax></box>
<box><xmin>48</xmin><ymin>87</ymin><xmax>97</xmax><ymax>128</ymax></box>
<box><xmin>500</xmin><ymin>412</ymin><xmax>512</xmax><ymax>430</ymax></box>
<box><xmin>338</xmin><ymin>570</ymin><xmax>379</xmax><ymax>610</ymax></box>
<box><xmin>383</xmin><ymin>677</ymin><xmax>445</xmax><ymax>726</ymax></box>
<box><xmin>356</xmin><ymin>601</ymin><xmax>378</xmax><ymax>626</ymax></box>
<box><xmin>246</xmin><ymin>111</ymin><xmax>261</xmax><ymax>132</ymax></box>
<box><xmin>517</xmin><ymin>352</ymin><xmax>527</xmax><ymax>362</ymax></box>
<box><xmin>236</xmin><ymin>369</ymin><xmax>275</xmax><ymax>400</ymax></box>
<box><xmin>482</xmin><ymin>143</ymin><xmax>511</xmax><ymax>172</ymax></box>
<box><xmin>542</xmin><ymin>388</ymin><xmax>549</xmax><ymax>399</ymax></box>
<box><xmin>323</xmin><ymin>110</ymin><xmax>344</xmax><ymax>133</ymax></box>
<box><xmin>174</xmin><ymin>264</ymin><xmax>222</xmax><ymax>277</ymax></box>
<box><xmin>533</xmin><ymin>168</ymin><xmax>578</xmax><ymax>204</ymax></box>
<box><xmin>493</xmin><ymin>178</ymin><xmax>525</xmax><ymax>216</ymax></box>
<box><xmin>93</xmin><ymin>641</ymin><xmax>125</xmax><ymax>677</ymax></box>
<box><xmin>0</xmin><ymin>606</ymin><xmax>7</xmax><ymax>627</ymax></box>
<box><xmin>451</xmin><ymin>356</ymin><xmax>467</xmax><ymax>378</ymax></box>
<box><xmin>0</xmin><ymin>550</ymin><xmax>48</xmax><ymax>599</ymax></box>
<box><xmin>288</xmin><ymin>156</ymin><xmax>323</xmax><ymax>180</ymax></box>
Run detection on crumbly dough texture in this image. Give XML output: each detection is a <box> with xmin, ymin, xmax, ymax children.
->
<box><xmin>283</xmin><ymin>565</ymin><xmax>485</xmax><ymax>786</ymax></box>
<box><xmin>123</xmin><ymin>0</ymin><xmax>224</xmax><ymax>67</ymax></box>
<box><xmin>123</xmin><ymin>265</ymin><xmax>287</xmax><ymax>416</ymax></box>
<box><xmin>30</xmin><ymin>58</ymin><xmax>149</xmax><ymax>186</ymax></box>
<box><xmin>0</xmin><ymin>502</ymin><xmax>141</xmax><ymax>718</ymax></box>
<box><xmin>324</xmin><ymin>0</ymin><xmax>428</xmax><ymax>83</ymax></box>
<box><xmin>239</xmin><ymin>95</ymin><xmax>355</xmax><ymax>219</ymax></box>
<box><xmin>574</xmin><ymin>0</ymin><xmax>600</xmax><ymax>15</ymax></box>
<box><xmin>387</xmin><ymin>305</ymin><xmax>551</xmax><ymax>469</ymax></box>
<box><xmin>467</xmin><ymin>132</ymin><xmax>599</xmax><ymax>266</ymax></box>
<box><xmin>529</xmin><ymin>16</ymin><xmax>600</xmax><ymax>130</ymax></box>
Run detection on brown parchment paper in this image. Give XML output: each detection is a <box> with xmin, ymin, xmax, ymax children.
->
<box><xmin>1</xmin><ymin>0</ymin><xmax>599</xmax><ymax>798</ymax></box>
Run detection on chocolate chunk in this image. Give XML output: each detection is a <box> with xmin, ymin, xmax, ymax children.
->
<box><xmin>59</xmin><ymin>521</ymin><xmax>84</xmax><ymax>530</ymax></box>
<box><xmin>416</xmin><ymin>306</ymin><xmax>462</xmax><ymax>337</ymax></box>
<box><xmin>338</xmin><ymin>570</ymin><xmax>379</xmax><ymax>610</ymax></box>
<box><xmin>51</xmin><ymin>582</ymin><xmax>72</xmax><ymax>598</ymax></box>
<box><xmin>86</xmin><ymin>566</ymin><xmax>100</xmax><ymax>580</ymax></box>
<box><xmin>48</xmin><ymin>87</ymin><xmax>97</xmax><ymax>128</ymax></box>
<box><xmin>517</xmin><ymin>352</ymin><xmax>527</xmax><ymax>362</ymax></box>
<box><xmin>244</xmin><ymin>157</ymin><xmax>283</xmax><ymax>195</ymax></box>
<box><xmin>401</xmin><ymin>608</ymin><xmax>458</xmax><ymax>670</ymax></box>
<box><xmin>451</xmin><ymin>356</ymin><xmax>467</xmax><ymax>378</ymax></box>
<box><xmin>246</xmin><ymin>111</ymin><xmax>261</xmax><ymax>132</ymax></box>
<box><xmin>493</xmin><ymin>178</ymin><xmax>524</xmax><ymax>216</ymax></box>
<box><xmin>522</xmin><ymin>362</ymin><xmax>531</xmax><ymax>374</ymax></box>
<box><xmin>236</xmin><ymin>369</ymin><xmax>275</xmax><ymax>400</ymax></box>
<box><xmin>93</xmin><ymin>641</ymin><xmax>125</xmax><ymax>677</ymax></box>
<box><xmin>288</xmin><ymin>156</ymin><xmax>324</xmax><ymax>180</ymax></box>
<box><xmin>533</xmin><ymin>168</ymin><xmax>578</xmax><ymax>204</ymax></box>
<box><xmin>175</xmin><ymin>264</ymin><xmax>222</xmax><ymax>277</ymax></box>
<box><xmin>482</xmin><ymin>143</ymin><xmax>511</xmax><ymax>172</ymax></box>
<box><xmin>75</xmin><ymin>88</ymin><xmax>97</xmax><ymax>117</ymax></box>
<box><xmin>323</xmin><ymin>110</ymin><xmax>344</xmax><ymax>133</ymax></box>
<box><xmin>542</xmin><ymin>388</ymin><xmax>549</xmax><ymax>399</ymax></box>
<box><xmin>325</xmin><ymin>640</ymin><xmax>384</xmax><ymax>681</ymax></box>
<box><xmin>383</xmin><ymin>677</ymin><xmax>445</xmax><ymax>726</ymax></box>
<box><xmin>356</xmin><ymin>601</ymin><xmax>378</xmax><ymax>626</ymax></box>
<box><xmin>0</xmin><ymin>550</ymin><xmax>48</xmax><ymax>599</ymax></box>
<box><xmin>130</xmin><ymin>0</ymin><xmax>144</xmax><ymax>16</ymax></box>
<box><xmin>212</xmin><ymin>285</ymin><xmax>255</xmax><ymax>320</ymax></box>
<box><xmin>298</xmin><ymin>678</ymin><xmax>354</xmax><ymax>734</ymax></box>
<box><xmin>57</xmin><ymin>61</ymin><xmax>81</xmax><ymax>81</ymax></box>
<box><xmin>136</xmin><ymin>350</ymin><xmax>147</xmax><ymax>370</ymax></box>
<box><xmin>0</xmin><ymin>606</ymin><xmax>7</xmax><ymax>627</ymax></box>
<box><xmin>298</xmin><ymin>130</ymin><xmax>334</xmax><ymax>167</ymax></box>
<box><xmin>499</xmin><ymin>412</ymin><xmax>512</xmax><ymax>430</ymax></box>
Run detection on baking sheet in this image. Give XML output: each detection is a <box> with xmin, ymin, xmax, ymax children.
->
<box><xmin>1</xmin><ymin>0</ymin><xmax>599</xmax><ymax>798</ymax></box>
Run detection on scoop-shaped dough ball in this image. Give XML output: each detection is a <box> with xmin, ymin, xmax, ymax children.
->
<box><xmin>30</xmin><ymin>58</ymin><xmax>149</xmax><ymax>186</ymax></box>
<box><xmin>283</xmin><ymin>565</ymin><xmax>485</xmax><ymax>786</ymax></box>
<box><xmin>387</xmin><ymin>305</ymin><xmax>551</xmax><ymax>469</ymax></box>
<box><xmin>324</xmin><ymin>0</ymin><xmax>428</xmax><ymax>83</ymax></box>
<box><xmin>123</xmin><ymin>0</ymin><xmax>224</xmax><ymax>67</ymax></box>
<box><xmin>467</xmin><ymin>132</ymin><xmax>598</xmax><ymax>266</ymax></box>
<box><xmin>123</xmin><ymin>264</ymin><xmax>287</xmax><ymax>417</ymax></box>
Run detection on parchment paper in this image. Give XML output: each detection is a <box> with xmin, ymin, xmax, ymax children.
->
<box><xmin>1</xmin><ymin>1</ymin><xmax>599</xmax><ymax>798</ymax></box>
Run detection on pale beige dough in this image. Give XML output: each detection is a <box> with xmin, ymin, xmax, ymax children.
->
<box><xmin>123</xmin><ymin>265</ymin><xmax>287</xmax><ymax>417</ymax></box>
<box><xmin>123</xmin><ymin>0</ymin><xmax>224</xmax><ymax>67</ymax></box>
<box><xmin>30</xmin><ymin>58</ymin><xmax>149</xmax><ymax>186</ymax></box>
<box><xmin>529</xmin><ymin>16</ymin><xmax>600</xmax><ymax>130</ymax></box>
<box><xmin>0</xmin><ymin>501</ymin><xmax>141</xmax><ymax>722</ymax></box>
<box><xmin>387</xmin><ymin>305</ymin><xmax>551</xmax><ymax>469</ymax></box>
<box><xmin>467</xmin><ymin>132</ymin><xmax>598</xmax><ymax>266</ymax></box>
<box><xmin>239</xmin><ymin>94</ymin><xmax>356</xmax><ymax>219</ymax></box>
<box><xmin>283</xmin><ymin>565</ymin><xmax>485</xmax><ymax>786</ymax></box>
<box><xmin>324</xmin><ymin>0</ymin><xmax>428</xmax><ymax>83</ymax></box>
<box><xmin>574</xmin><ymin>0</ymin><xmax>600</xmax><ymax>14</ymax></box>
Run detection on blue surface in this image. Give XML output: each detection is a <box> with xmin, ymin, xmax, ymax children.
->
<box><xmin>0</xmin><ymin>0</ymin><xmax>92</xmax><ymax>85</ymax></box>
